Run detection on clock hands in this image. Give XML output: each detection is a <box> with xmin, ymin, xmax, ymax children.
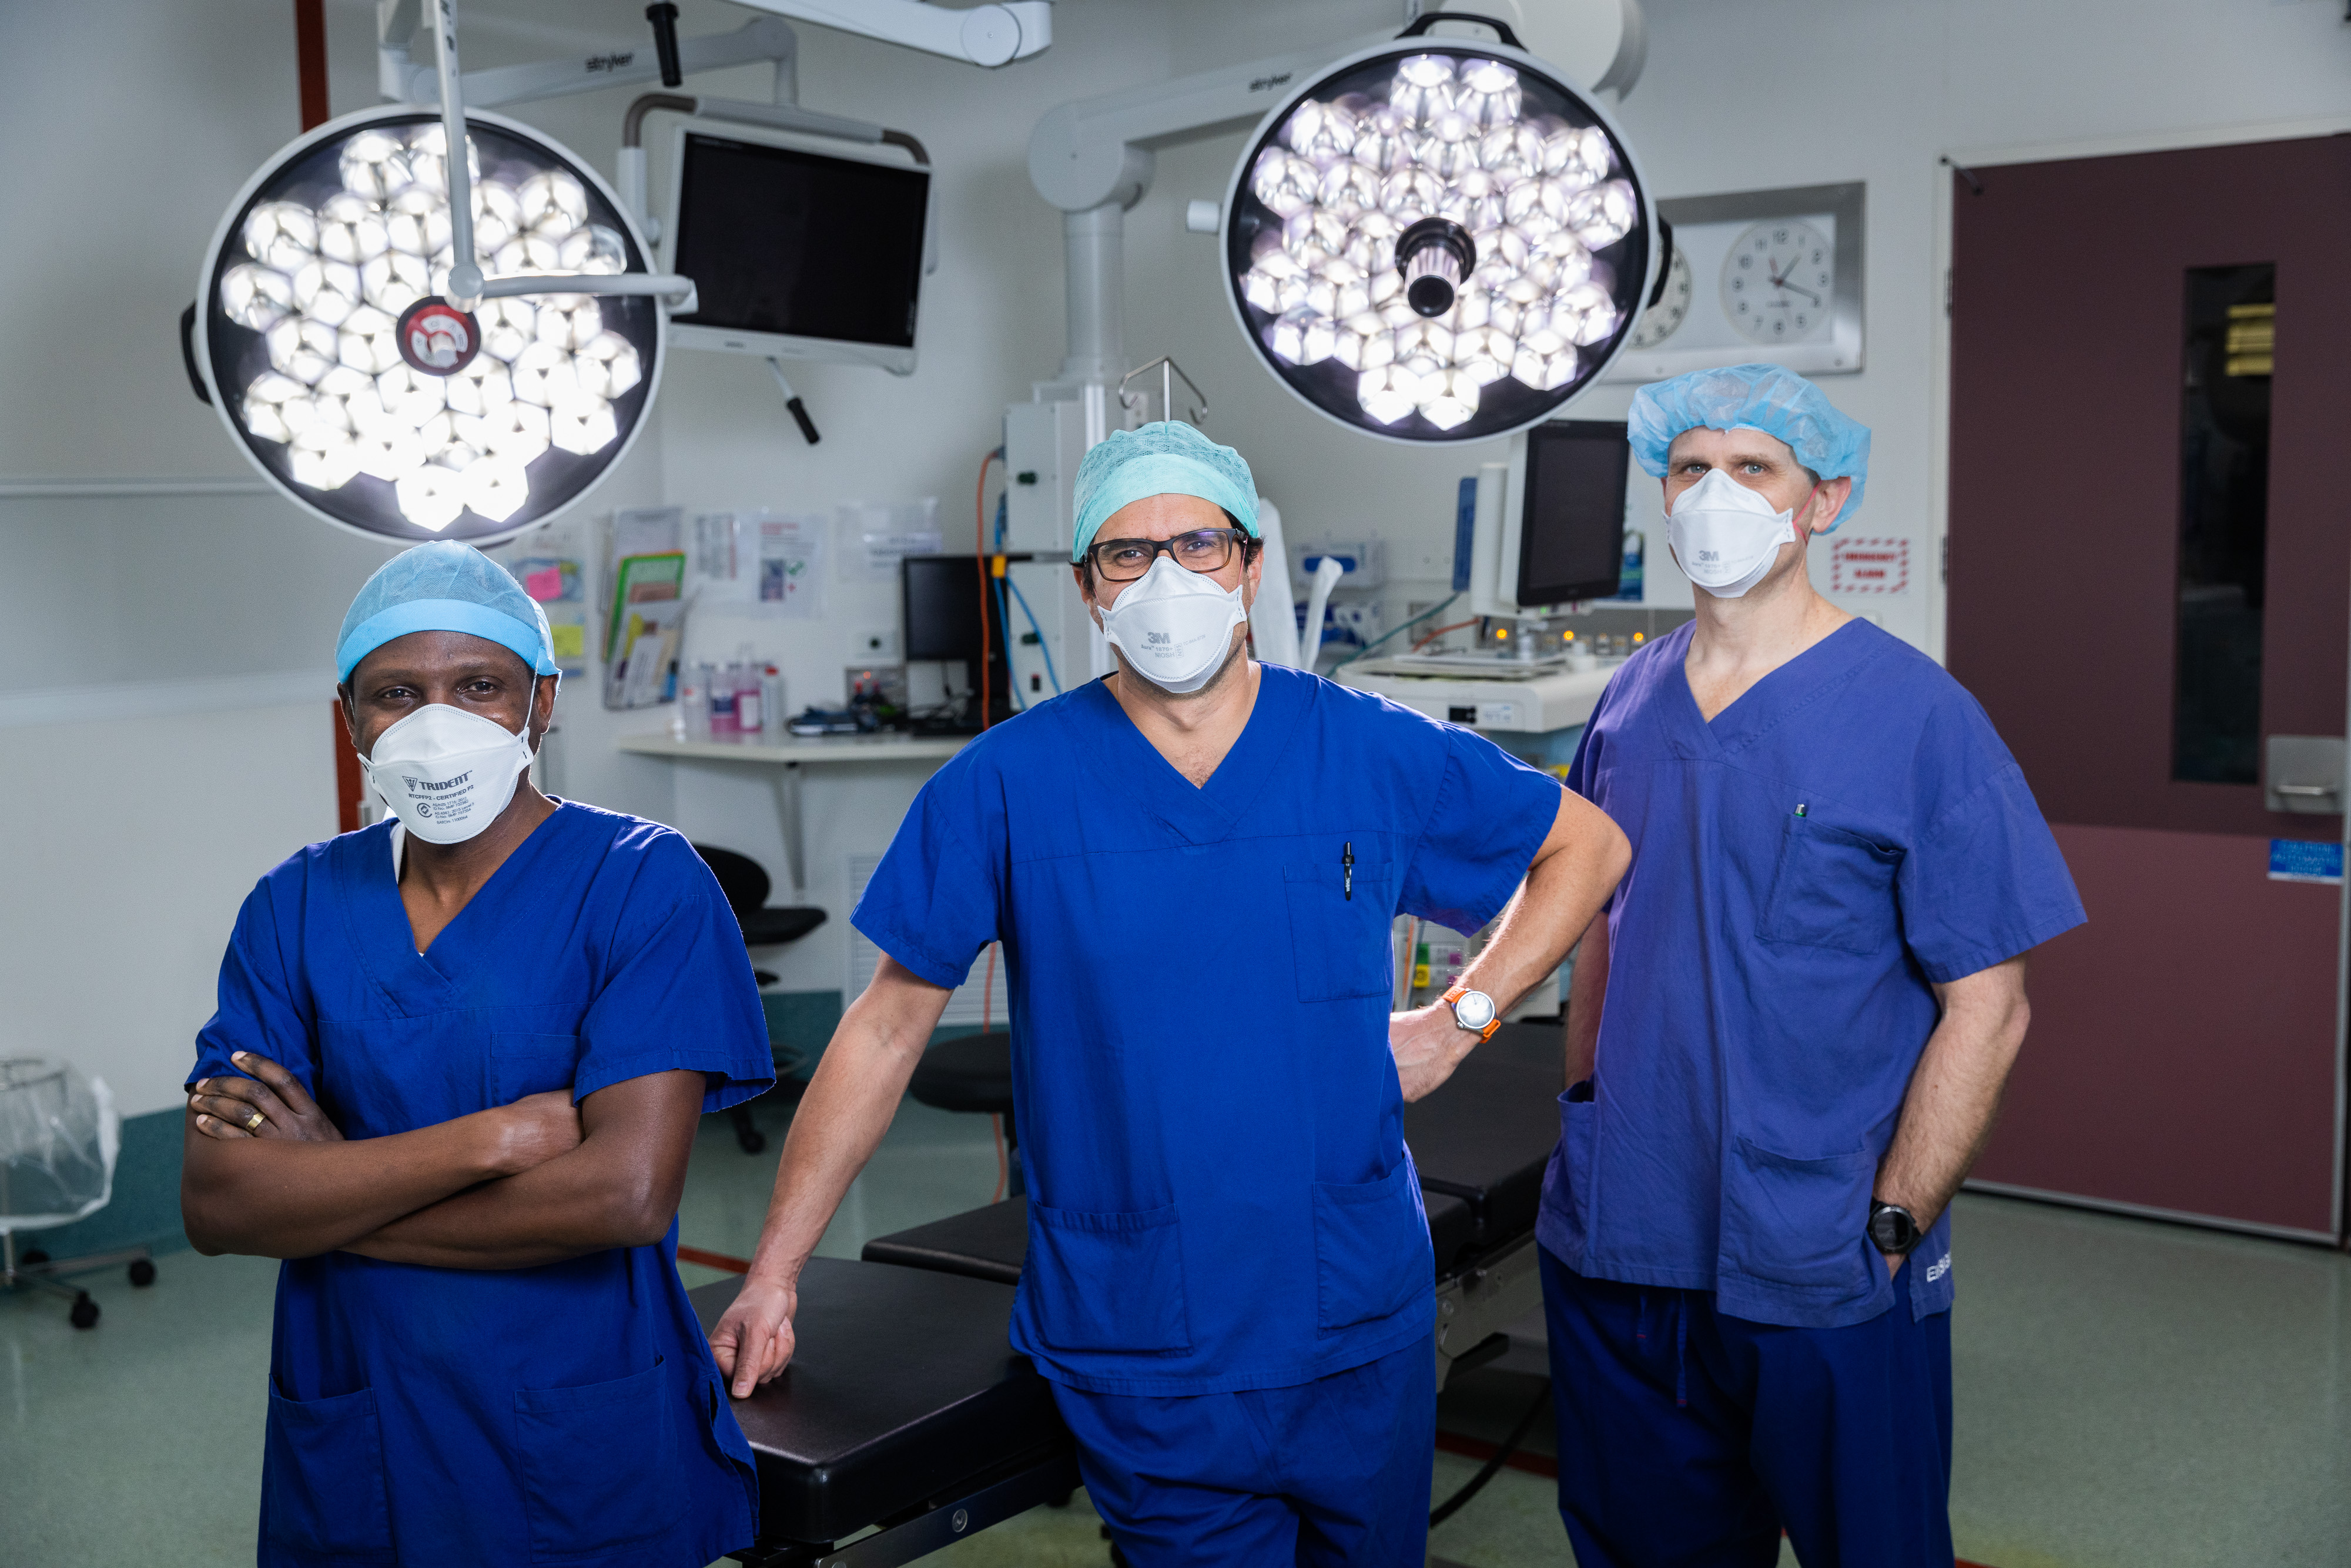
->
<box><xmin>1766</xmin><ymin>256</ymin><xmax>1823</xmax><ymax>307</ymax></box>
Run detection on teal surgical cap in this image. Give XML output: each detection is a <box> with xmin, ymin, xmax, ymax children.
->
<box><xmin>1627</xmin><ymin>363</ymin><xmax>1871</xmax><ymax>526</ymax></box>
<box><xmin>336</xmin><ymin>541</ymin><xmax>558</xmax><ymax>683</ymax></box>
<box><xmin>1070</xmin><ymin>421</ymin><xmax>1260</xmax><ymax>564</ymax></box>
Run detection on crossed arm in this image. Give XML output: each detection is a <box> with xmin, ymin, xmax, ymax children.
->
<box><xmin>181</xmin><ymin>1053</ymin><xmax>706</xmax><ymax>1269</ymax></box>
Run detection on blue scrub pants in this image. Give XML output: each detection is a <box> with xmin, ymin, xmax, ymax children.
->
<box><xmin>1541</xmin><ymin>1247</ymin><xmax>1953</xmax><ymax>1568</ymax></box>
<box><xmin>1050</xmin><ymin>1338</ymin><xmax>1435</xmax><ymax>1567</ymax></box>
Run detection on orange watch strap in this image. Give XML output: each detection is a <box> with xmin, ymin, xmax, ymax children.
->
<box><xmin>1441</xmin><ymin>984</ymin><xmax>1502</xmax><ymax>1041</ymax></box>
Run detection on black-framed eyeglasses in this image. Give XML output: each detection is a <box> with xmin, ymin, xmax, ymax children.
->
<box><xmin>1086</xmin><ymin>528</ymin><xmax>1250</xmax><ymax>583</ymax></box>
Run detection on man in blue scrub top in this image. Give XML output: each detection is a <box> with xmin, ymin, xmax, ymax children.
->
<box><xmin>709</xmin><ymin>421</ymin><xmax>1631</xmax><ymax>1566</ymax></box>
<box><xmin>1539</xmin><ymin>366</ymin><xmax>2086</xmax><ymax>1566</ymax></box>
<box><xmin>180</xmin><ymin>542</ymin><xmax>773</xmax><ymax>1568</ymax></box>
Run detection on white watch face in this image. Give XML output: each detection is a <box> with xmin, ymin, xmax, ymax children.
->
<box><xmin>1452</xmin><ymin>989</ymin><xmax>1497</xmax><ymax>1031</ymax></box>
<box><xmin>1720</xmin><ymin>217</ymin><xmax>1834</xmax><ymax>344</ymax></box>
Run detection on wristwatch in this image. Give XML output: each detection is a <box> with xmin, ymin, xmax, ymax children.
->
<box><xmin>1441</xmin><ymin>984</ymin><xmax>1501</xmax><ymax>1042</ymax></box>
<box><xmin>1867</xmin><ymin>1200</ymin><xmax>1923</xmax><ymax>1256</ymax></box>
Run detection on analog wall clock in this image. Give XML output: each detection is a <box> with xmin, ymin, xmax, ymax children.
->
<box><xmin>1604</xmin><ymin>181</ymin><xmax>1863</xmax><ymax>381</ymax></box>
<box><xmin>1721</xmin><ymin>217</ymin><xmax>1834</xmax><ymax>344</ymax></box>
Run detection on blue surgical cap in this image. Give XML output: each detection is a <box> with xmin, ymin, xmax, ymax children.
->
<box><xmin>1627</xmin><ymin>363</ymin><xmax>1871</xmax><ymax>526</ymax></box>
<box><xmin>1071</xmin><ymin>421</ymin><xmax>1260</xmax><ymax>563</ymax></box>
<box><xmin>336</xmin><ymin>541</ymin><xmax>558</xmax><ymax>683</ymax></box>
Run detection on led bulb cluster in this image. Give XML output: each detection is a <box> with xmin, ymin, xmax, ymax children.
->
<box><xmin>216</xmin><ymin>124</ymin><xmax>642</xmax><ymax>532</ymax></box>
<box><xmin>1240</xmin><ymin>53</ymin><xmax>1636</xmax><ymax>431</ymax></box>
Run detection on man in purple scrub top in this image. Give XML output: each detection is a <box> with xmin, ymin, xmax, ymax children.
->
<box><xmin>1539</xmin><ymin>365</ymin><xmax>2086</xmax><ymax>1566</ymax></box>
<box><xmin>180</xmin><ymin>542</ymin><xmax>773</xmax><ymax>1568</ymax></box>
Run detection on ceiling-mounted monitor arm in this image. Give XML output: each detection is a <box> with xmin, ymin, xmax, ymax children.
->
<box><xmin>380</xmin><ymin>5</ymin><xmax>804</xmax><ymax>110</ymax></box>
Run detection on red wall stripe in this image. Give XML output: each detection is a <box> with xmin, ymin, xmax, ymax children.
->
<box><xmin>294</xmin><ymin>0</ymin><xmax>329</xmax><ymax>130</ymax></box>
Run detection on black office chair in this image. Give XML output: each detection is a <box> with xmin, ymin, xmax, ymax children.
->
<box><xmin>692</xmin><ymin>844</ymin><xmax>828</xmax><ymax>1154</ymax></box>
<box><xmin>906</xmin><ymin>1031</ymin><xmax>1020</xmax><ymax>1197</ymax></box>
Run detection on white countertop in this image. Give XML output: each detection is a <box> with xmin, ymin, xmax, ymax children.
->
<box><xmin>617</xmin><ymin>731</ymin><xmax>970</xmax><ymax>764</ymax></box>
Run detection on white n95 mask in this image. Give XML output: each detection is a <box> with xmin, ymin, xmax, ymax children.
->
<box><xmin>1096</xmin><ymin>554</ymin><xmax>1249</xmax><ymax>695</ymax></box>
<box><xmin>361</xmin><ymin>693</ymin><xmax>537</xmax><ymax>845</ymax></box>
<box><xmin>1666</xmin><ymin>467</ymin><xmax>1807</xmax><ymax>600</ymax></box>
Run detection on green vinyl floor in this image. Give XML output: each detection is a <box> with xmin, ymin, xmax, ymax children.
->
<box><xmin>7</xmin><ymin>1091</ymin><xmax>2347</xmax><ymax>1567</ymax></box>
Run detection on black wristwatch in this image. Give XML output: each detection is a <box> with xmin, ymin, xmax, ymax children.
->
<box><xmin>1867</xmin><ymin>1200</ymin><xmax>1923</xmax><ymax>1256</ymax></box>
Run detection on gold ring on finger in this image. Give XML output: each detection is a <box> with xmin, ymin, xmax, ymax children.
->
<box><xmin>245</xmin><ymin>1108</ymin><xmax>265</xmax><ymax>1131</ymax></box>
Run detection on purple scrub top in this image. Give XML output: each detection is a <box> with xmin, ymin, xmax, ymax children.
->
<box><xmin>1539</xmin><ymin>620</ymin><xmax>2084</xmax><ymax>1328</ymax></box>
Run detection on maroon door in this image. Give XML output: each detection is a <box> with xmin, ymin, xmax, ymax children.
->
<box><xmin>1947</xmin><ymin>138</ymin><xmax>2351</xmax><ymax>1238</ymax></box>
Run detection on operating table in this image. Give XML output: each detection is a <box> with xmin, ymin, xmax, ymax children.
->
<box><xmin>700</xmin><ymin>1022</ymin><xmax>1565</xmax><ymax>1567</ymax></box>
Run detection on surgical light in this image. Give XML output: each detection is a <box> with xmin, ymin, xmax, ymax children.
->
<box><xmin>1220</xmin><ymin>28</ymin><xmax>1655</xmax><ymax>443</ymax></box>
<box><xmin>191</xmin><ymin>106</ymin><xmax>664</xmax><ymax>545</ymax></box>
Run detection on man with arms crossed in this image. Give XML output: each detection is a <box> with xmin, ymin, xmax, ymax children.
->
<box><xmin>711</xmin><ymin>421</ymin><xmax>1629</xmax><ymax>1566</ymax></box>
<box><xmin>1540</xmin><ymin>365</ymin><xmax>2085</xmax><ymax>1566</ymax></box>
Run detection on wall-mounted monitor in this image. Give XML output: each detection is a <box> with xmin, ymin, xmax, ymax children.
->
<box><xmin>1466</xmin><ymin>420</ymin><xmax>1633</xmax><ymax>615</ymax></box>
<box><xmin>664</xmin><ymin>125</ymin><xmax>932</xmax><ymax>374</ymax></box>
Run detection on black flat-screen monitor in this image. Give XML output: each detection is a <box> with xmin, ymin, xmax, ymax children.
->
<box><xmin>901</xmin><ymin>555</ymin><xmax>1007</xmax><ymax>664</ymax></box>
<box><xmin>901</xmin><ymin>555</ymin><xmax>1018</xmax><ymax>730</ymax></box>
<box><xmin>1517</xmin><ymin>420</ymin><xmax>1632</xmax><ymax>608</ymax></box>
<box><xmin>667</xmin><ymin>130</ymin><xmax>929</xmax><ymax>369</ymax></box>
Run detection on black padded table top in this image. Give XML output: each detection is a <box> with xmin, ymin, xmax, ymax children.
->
<box><xmin>688</xmin><ymin>1258</ymin><xmax>1068</xmax><ymax>1546</ymax></box>
<box><xmin>858</xmin><ymin>1194</ymin><xmax>1030</xmax><ymax>1285</ymax></box>
<box><xmin>1402</xmin><ymin>1044</ymin><xmax>1564</xmax><ymax>1253</ymax></box>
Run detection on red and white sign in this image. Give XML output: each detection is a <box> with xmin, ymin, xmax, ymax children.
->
<box><xmin>397</xmin><ymin>297</ymin><xmax>481</xmax><ymax>376</ymax></box>
<box><xmin>1829</xmin><ymin>536</ymin><xmax>1909</xmax><ymax>595</ymax></box>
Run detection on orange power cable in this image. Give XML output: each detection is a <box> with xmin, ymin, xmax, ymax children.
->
<box><xmin>974</xmin><ymin>451</ymin><xmax>1000</xmax><ymax>728</ymax></box>
<box><xmin>1411</xmin><ymin>618</ymin><xmax>1482</xmax><ymax>652</ymax></box>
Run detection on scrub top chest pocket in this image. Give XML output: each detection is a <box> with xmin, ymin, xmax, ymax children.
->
<box><xmin>491</xmin><ymin>1031</ymin><xmax>583</xmax><ymax>1102</ymax></box>
<box><xmin>1756</xmin><ymin>812</ymin><xmax>1902</xmax><ymax>956</ymax></box>
<box><xmin>1284</xmin><ymin>857</ymin><xmax>1397</xmax><ymax>1003</ymax></box>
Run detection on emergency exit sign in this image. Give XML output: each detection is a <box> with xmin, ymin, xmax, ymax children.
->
<box><xmin>1830</xmin><ymin>537</ymin><xmax>1910</xmax><ymax>594</ymax></box>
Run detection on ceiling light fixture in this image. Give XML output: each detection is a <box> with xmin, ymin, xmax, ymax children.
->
<box><xmin>1220</xmin><ymin>16</ymin><xmax>1656</xmax><ymax>443</ymax></box>
<box><xmin>189</xmin><ymin>2</ymin><xmax>690</xmax><ymax>545</ymax></box>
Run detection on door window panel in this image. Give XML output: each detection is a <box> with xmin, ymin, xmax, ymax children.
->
<box><xmin>2172</xmin><ymin>263</ymin><xmax>2275</xmax><ymax>785</ymax></box>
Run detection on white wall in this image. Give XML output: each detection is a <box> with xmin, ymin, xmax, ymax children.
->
<box><xmin>10</xmin><ymin>0</ymin><xmax>2351</xmax><ymax>1113</ymax></box>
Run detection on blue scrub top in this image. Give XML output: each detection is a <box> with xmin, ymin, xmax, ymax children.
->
<box><xmin>189</xmin><ymin>803</ymin><xmax>773</xmax><ymax>1568</ymax></box>
<box><xmin>855</xmin><ymin>667</ymin><xmax>1563</xmax><ymax>1395</ymax></box>
<box><xmin>1538</xmin><ymin>621</ymin><xmax>2084</xmax><ymax>1329</ymax></box>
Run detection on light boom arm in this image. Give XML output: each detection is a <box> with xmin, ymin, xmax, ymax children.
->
<box><xmin>383</xmin><ymin>18</ymin><xmax>803</xmax><ymax>109</ymax></box>
<box><xmin>728</xmin><ymin>0</ymin><xmax>1049</xmax><ymax>68</ymax></box>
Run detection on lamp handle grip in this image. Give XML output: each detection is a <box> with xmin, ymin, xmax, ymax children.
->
<box><xmin>1394</xmin><ymin>11</ymin><xmax>1525</xmax><ymax>49</ymax></box>
<box><xmin>179</xmin><ymin>303</ymin><xmax>213</xmax><ymax>406</ymax></box>
<box><xmin>646</xmin><ymin>3</ymin><xmax>684</xmax><ymax>89</ymax></box>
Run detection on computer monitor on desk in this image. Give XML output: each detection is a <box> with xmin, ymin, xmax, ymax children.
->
<box><xmin>1465</xmin><ymin>419</ymin><xmax>1632</xmax><ymax>616</ymax></box>
<box><xmin>902</xmin><ymin>555</ymin><xmax>1019</xmax><ymax>732</ymax></box>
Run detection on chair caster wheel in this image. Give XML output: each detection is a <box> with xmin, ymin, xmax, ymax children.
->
<box><xmin>129</xmin><ymin>1259</ymin><xmax>157</xmax><ymax>1287</ymax></box>
<box><xmin>20</xmin><ymin>1248</ymin><xmax>49</xmax><ymax>1267</ymax></box>
<box><xmin>69</xmin><ymin>1294</ymin><xmax>99</xmax><ymax>1329</ymax></box>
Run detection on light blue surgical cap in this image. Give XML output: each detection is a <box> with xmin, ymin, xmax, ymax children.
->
<box><xmin>336</xmin><ymin>541</ymin><xmax>558</xmax><ymax>683</ymax></box>
<box><xmin>1070</xmin><ymin>421</ymin><xmax>1260</xmax><ymax>564</ymax></box>
<box><xmin>1628</xmin><ymin>363</ymin><xmax>1871</xmax><ymax>526</ymax></box>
